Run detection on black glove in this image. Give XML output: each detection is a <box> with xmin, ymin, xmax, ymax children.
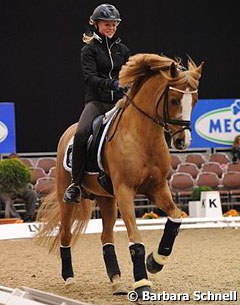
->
<box><xmin>108</xmin><ymin>79</ymin><xmax>121</xmax><ymax>91</ymax></box>
<box><xmin>111</xmin><ymin>80</ymin><xmax>120</xmax><ymax>91</ymax></box>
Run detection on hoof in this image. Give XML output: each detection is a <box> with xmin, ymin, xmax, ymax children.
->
<box><xmin>135</xmin><ymin>285</ymin><xmax>153</xmax><ymax>300</ymax></box>
<box><xmin>146</xmin><ymin>252</ymin><xmax>164</xmax><ymax>274</ymax></box>
<box><xmin>132</xmin><ymin>279</ymin><xmax>153</xmax><ymax>301</ymax></box>
<box><xmin>112</xmin><ymin>282</ymin><xmax>128</xmax><ymax>295</ymax></box>
<box><xmin>65</xmin><ymin>277</ymin><xmax>75</xmax><ymax>287</ymax></box>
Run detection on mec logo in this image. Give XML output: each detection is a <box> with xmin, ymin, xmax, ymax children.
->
<box><xmin>195</xmin><ymin>99</ymin><xmax>240</xmax><ymax>145</ymax></box>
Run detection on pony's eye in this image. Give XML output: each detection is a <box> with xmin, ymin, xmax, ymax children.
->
<box><xmin>171</xmin><ymin>99</ymin><xmax>181</xmax><ymax>106</ymax></box>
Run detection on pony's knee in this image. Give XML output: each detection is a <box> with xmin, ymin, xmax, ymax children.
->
<box><xmin>166</xmin><ymin>205</ymin><xmax>182</xmax><ymax>219</ymax></box>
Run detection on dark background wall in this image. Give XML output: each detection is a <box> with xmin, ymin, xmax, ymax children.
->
<box><xmin>0</xmin><ymin>0</ymin><xmax>239</xmax><ymax>152</ymax></box>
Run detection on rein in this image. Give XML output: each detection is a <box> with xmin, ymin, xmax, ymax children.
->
<box><xmin>124</xmin><ymin>85</ymin><xmax>198</xmax><ymax>137</ymax></box>
<box><xmin>124</xmin><ymin>90</ymin><xmax>167</xmax><ymax>129</ymax></box>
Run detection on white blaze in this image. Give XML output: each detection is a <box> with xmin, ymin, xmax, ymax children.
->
<box><xmin>180</xmin><ymin>88</ymin><xmax>192</xmax><ymax>146</ymax></box>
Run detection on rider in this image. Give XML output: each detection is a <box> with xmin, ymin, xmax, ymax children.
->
<box><xmin>63</xmin><ymin>4</ymin><xmax>130</xmax><ymax>203</ymax></box>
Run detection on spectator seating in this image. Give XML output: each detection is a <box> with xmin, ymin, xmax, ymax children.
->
<box><xmin>176</xmin><ymin>162</ymin><xmax>200</xmax><ymax>179</ymax></box>
<box><xmin>185</xmin><ymin>153</ymin><xmax>206</xmax><ymax>169</ymax></box>
<box><xmin>208</xmin><ymin>152</ymin><xmax>230</xmax><ymax>164</ymax></box>
<box><xmin>195</xmin><ymin>172</ymin><xmax>221</xmax><ymax>189</ymax></box>
<box><xmin>226</xmin><ymin>162</ymin><xmax>240</xmax><ymax>172</ymax></box>
<box><xmin>169</xmin><ymin>172</ymin><xmax>195</xmax><ymax>205</ymax></box>
<box><xmin>35</xmin><ymin>157</ymin><xmax>57</xmax><ymax>174</ymax></box>
<box><xmin>8</xmin><ymin>153</ymin><xmax>238</xmax><ymax>216</ymax></box>
<box><xmin>220</xmin><ymin>171</ymin><xmax>240</xmax><ymax>205</ymax></box>
<box><xmin>20</xmin><ymin>158</ymin><xmax>34</xmax><ymax>168</ymax></box>
<box><xmin>170</xmin><ymin>154</ymin><xmax>182</xmax><ymax>170</ymax></box>
<box><xmin>34</xmin><ymin>177</ymin><xmax>56</xmax><ymax>198</ymax></box>
<box><xmin>201</xmin><ymin>162</ymin><xmax>224</xmax><ymax>178</ymax></box>
<box><xmin>30</xmin><ymin>167</ymin><xmax>47</xmax><ymax>184</ymax></box>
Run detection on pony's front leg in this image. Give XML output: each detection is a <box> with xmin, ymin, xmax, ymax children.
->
<box><xmin>60</xmin><ymin>201</ymin><xmax>76</xmax><ymax>285</ymax></box>
<box><xmin>146</xmin><ymin>182</ymin><xmax>182</xmax><ymax>274</ymax></box>
<box><xmin>115</xmin><ymin>185</ymin><xmax>152</xmax><ymax>297</ymax></box>
<box><xmin>97</xmin><ymin>196</ymin><xmax>127</xmax><ymax>295</ymax></box>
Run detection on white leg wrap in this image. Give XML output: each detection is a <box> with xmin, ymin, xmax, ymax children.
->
<box><xmin>133</xmin><ymin>279</ymin><xmax>152</xmax><ymax>290</ymax></box>
<box><xmin>128</xmin><ymin>242</ymin><xmax>145</xmax><ymax>247</ymax></box>
<box><xmin>153</xmin><ymin>250</ymin><xmax>169</xmax><ymax>265</ymax></box>
<box><xmin>169</xmin><ymin>217</ymin><xmax>182</xmax><ymax>223</ymax></box>
<box><xmin>103</xmin><ymin>243</ymin><xmax>114</xmax><ymax>247</ymax></box>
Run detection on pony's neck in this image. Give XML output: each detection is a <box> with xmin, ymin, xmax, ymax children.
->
<box><xmin>135</xmin><ymin>74</ymin><xmax>167</xmax><ymax>114</ymax></box>
<box><xmin>122</xmin><ymin>75</ymin><xmax>168</xmax><ymax>145</ymax></box>
<box><xmin>131</xmin><ymin>75</ymin><xmax>166</xmax><ymax>128</ymax></box>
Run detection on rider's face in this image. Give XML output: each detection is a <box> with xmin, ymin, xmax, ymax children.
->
<box><xmin>97</xmin><ymin>20</ymin><xmax>118</xmax><ymax>38</ymax></box>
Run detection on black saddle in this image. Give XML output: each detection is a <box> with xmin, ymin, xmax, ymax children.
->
<box><xmin>66</xmin><ymin>114</ymin><xmax>114</xmax><ymax>196</ymax></box>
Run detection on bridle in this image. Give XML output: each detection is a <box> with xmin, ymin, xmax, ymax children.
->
<box><xmin>123</xmin><ymin>85</ymin><xmax>198</xmax><ymax>138</ymax></box>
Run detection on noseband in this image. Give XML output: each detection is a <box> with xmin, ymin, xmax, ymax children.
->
<box><xmin>124</xmin><ymin>85</ymin><xmax>198</xmax><ymax>138</ymax></box>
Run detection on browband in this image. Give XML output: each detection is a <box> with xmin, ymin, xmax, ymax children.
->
<box><xmin>169</xmin><ymin>86</ymin><xmax>198</xmax><ymax>94</ymax></box>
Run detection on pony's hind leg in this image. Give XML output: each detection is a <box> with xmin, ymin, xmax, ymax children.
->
<box><xmin>60</xmin><ymin>201</ymin><xmax>76</xmax><ymax>285</ymax></box>
<box><xmin>97</xmin><ymin>196</ymin><xmax>127</xmax><ymax>295</ymax></box>
<box><xmin>146</xmin><ymin>182</ymin><xmax>182</xmax><ymax>274</ymax></box>
<box><xmin>60</xmin><ymin>198</ymin><xmax>92</xmax><ymax>286</ymax></box>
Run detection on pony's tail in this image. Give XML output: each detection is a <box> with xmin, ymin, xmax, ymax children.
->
<box><xmin>35</xmin><ymin>188</ymin><xmax>93</xmax><ymax>254</ymax></box>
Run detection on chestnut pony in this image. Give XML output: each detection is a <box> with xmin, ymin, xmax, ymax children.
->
<box><xmin>36</xmin><ymin>53</ymin><xmax>203</xmax><ymax>297</ymax></box>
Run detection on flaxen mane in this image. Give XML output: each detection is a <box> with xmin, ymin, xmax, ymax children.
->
<box><xmin>118</xmin><ymin>53</ymin><xmax>201</xmax><ymax>99</ymax></box>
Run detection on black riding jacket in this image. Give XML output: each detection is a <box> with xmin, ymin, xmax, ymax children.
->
<box><xmin>81</xmin><ymin>32</ymin><xmax>130</xmax><ymax>104</ymax></box>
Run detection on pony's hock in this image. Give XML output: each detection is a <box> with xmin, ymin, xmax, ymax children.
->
<box><xmin>36</xmin><ymin>53</ymin><xmax>203</xmax><ymax>295</ymax></box>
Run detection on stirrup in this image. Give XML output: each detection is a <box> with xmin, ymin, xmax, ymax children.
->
<box><xmin>63</xmin><ymin>183</ymin><xmax>82</xmax><ymax>204</ymax></box>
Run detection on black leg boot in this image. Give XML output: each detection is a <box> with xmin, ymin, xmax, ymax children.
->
<box><xmin>63</xmin><ymin>136</ymin><xmax>87</xmax><ymax>204</ymax></box>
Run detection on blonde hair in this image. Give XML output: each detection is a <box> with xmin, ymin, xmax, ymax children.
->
<box><xmin>82</xmin><ymin>33</ymin><xmax>94</xmax><ymax>44</ymax></box>
<box><xmin>82</xmin><ymin>19</ymin><xmax>97</xmax><ymax>44</ymax></box>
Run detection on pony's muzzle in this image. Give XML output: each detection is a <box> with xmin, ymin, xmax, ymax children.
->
<box><xmin>172</xmin><ymin>128</ymin><xmax>191</xmax><ymax>150</ymax></box>
<box><xmin>174</xmin><ymin>138</ymin><xmax>185</xmax><ymax>150</ymax></box>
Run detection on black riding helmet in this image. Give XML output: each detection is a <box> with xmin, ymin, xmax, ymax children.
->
<box><xmin>90</xmin><ymin>4</ymin><xmax>121</xmax><ymax>24</ymax></box>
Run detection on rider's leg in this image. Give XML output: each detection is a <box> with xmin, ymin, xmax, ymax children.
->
<box><xmin>63</xmin><ymin>101</ymin><xmax>114</xmax><ymax>203</ymax></box>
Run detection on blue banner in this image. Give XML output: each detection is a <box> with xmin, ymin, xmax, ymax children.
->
<box><xmin>0</xmin><ymin>102</ymin><xmax>16</xmax><ymax>153</ymax></box>
<box><xmin>190</xmin><ymin>99</ymin><xmax>240</xmax><ymax>148</ymax></box>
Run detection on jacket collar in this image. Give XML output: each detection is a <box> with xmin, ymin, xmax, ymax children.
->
<box><xmin>93</xmin><ymin>31</ymin><xmax>121</xmax><ymax>45</ymax></box>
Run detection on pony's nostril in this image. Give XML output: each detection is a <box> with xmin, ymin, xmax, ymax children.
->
<box><xmin>175</xmin><ymin>139</ymin><xmax>184</xmax><ymax>149</ymax></box>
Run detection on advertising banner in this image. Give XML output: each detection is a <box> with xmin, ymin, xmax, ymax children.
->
<box><xmin>0</xmin><ymin>102</ymin><xmax>16</xmax><ymax>154</ymax></box>
<box><xmin>190</xmin><ymin>99</ymin><xmax>240</xmax><ymax>148</ymax></box>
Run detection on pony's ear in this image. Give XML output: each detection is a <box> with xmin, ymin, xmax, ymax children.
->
<box><xmin>196</xmin><ymin>61</ymin><xmax>204</xmax><ymax>75</ymax></box>
<box><xmin>170</xmin><ymin>62</ymin><xmax>178</xmax><ymax>78</ymax></box>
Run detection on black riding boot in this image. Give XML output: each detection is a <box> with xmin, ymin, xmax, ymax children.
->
<box><xmin>63</xmin><ymin>135</ymin><xmax>87</xmax><ymax>204</ymax></box>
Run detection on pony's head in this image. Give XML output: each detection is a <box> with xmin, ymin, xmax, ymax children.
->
<box><xmin>119</xmin><ymin>54</ymin><xmax>204</xmax><ymax>150</ymax></box>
